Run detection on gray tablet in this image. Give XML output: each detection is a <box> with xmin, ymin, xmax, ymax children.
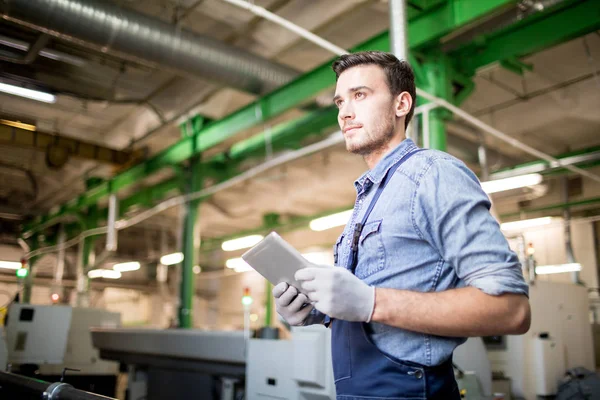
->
<box><xmin>241</xmin><ymin>232</ymin><xmax>313</xmax><ymax>294</ymax></box>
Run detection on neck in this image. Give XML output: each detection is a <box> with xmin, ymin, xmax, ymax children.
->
<box><xmin>364</xmin><ymin>133</ymin><xmax>406</xmax><ymax>170</ymax></box>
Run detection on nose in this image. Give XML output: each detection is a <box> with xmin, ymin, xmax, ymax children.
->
<box><xmin>338</xmin><ymin>101</ymin><xmax>355</xmax><ymax>122</ymax></box>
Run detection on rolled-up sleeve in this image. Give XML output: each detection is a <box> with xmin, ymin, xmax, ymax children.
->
<box><xmin>412</xmin><ymin>157</ymin><xmax>529</xmax><ymax>297</ymax></box>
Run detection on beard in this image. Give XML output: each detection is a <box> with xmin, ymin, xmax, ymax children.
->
<box><xmin>345</xmin><ymin>108</ymin><xmax>395</xmax><ymax>156</ymax></box>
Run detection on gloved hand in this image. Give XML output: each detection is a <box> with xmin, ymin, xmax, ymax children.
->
<box><xmin>295</xmin><ymin>266</ymin><xmax>375</xmax><ymax>322</ymax></box>
<box><xmin>273</xmin><ymin>282</ymin><xmax>314</xmax><ymax>326</ymax></box>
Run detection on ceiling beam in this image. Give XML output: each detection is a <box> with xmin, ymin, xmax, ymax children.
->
<box><xmin>451</xmin><ymin>0</ymin><xmax>600</xmax><ymax>74</ymax></box>
<box><xmin>0</xmin><ymin>123</ymin><xmax>144</xmax><ymax>166</ymax></box>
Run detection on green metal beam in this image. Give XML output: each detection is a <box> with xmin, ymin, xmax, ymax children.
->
<box><xmin>490</xmin><ymin>145</ymin><xmax>600</xmax><ymax>179</ymax></box>
<box><xmin>117</xmin><ymin>177</ymin><xmax>182</xmax><ymax>216</ymax></box>
<box><xmin>453</xmin><ymin>0</ymin><xmax>600</xmax><ymax>74</ymax></box>
<box><xmin>409</xmin><ymin>0</ymin><xmax>516</xmax><ymax>50</ymax></box>
<box><xmin>179</xmin><ymin>158</ymin><xmax>202</xmax><ymax>329</ymax></box>
<box><xmin>212</xmin><ymin>107</ymin><xmax>338</xmax><ymax>163</ymax></box>
<box><xmin>25</xmin><ymin>0</ymin><xmax>518</xmax><ymax>234</ymax></box>
<box><xmin>500</xmin><ymin>196</ymin><xmax>600</xmax><ymax>220</ymax></box>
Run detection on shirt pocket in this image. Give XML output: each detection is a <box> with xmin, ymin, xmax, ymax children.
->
<box><xmin>355</xmin><ymin>219</ymin><xmax>386</xmax><ymax>279</ymax></box>
<box><xmin>333</xmin><ymin>233</ymin><xmax>345</xmax><ymax>267</ymax></box>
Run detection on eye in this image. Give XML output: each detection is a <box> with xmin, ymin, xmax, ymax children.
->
<box><xmin>335</xmin><ymin>99</ymin><xmax>344</xmax><ymax>108</ymax></box>
<box><xmin>355</xmin><ymin>91</ymin><xmax>365</xmax><ymax>99</ymax></box>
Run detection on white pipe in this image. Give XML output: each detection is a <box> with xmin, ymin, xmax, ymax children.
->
<box><xmin>54</xmin><ymin>226</ymin><xmax>66</xmax><ymax>284</ymax></box>
<box><xmin>422</xmin><ymin>109</ymin><xmax>430</xmax><ymax>149</ymax></box>
<box><xmin>106</xmin><ymin>194</ymin><xmax>118</xmax><ymax>252</ymax></box>
<box><xmin>389</xmin><ymin>0</ymin><xmax>409</xmax><ymax>61</ymax></box>
<box><xmin>221</xmin><ymin>0</ymin><xmax>348</xmax><ymax>56</ymax></box>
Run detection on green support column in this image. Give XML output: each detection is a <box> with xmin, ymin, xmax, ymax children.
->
<box><xmin>22</xmin><ymin>235</ymin><xmax>39</xmax><ymax>304</ymax></box>
<box><xmin>77</xmin><ymin>206</ymin><xmax>97</xmax><ymax>307</ymax></box>
<box><xmin>264</xmin><ymin>281</ymin><xmax>273</xmax><ymax>327</ymax></box>
<box><xmin>179</xmin><ymin>156</ymin><xmax>203</xmax><ymax>328</ymax></box>
<box><xmin>421</xmin><ymin>53</ymin><xmax>453</xmax><ymax>152</ymax></box>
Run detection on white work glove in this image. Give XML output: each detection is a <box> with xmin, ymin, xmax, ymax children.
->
<box><xmin>295</xmin><ymin>266</ymin><xmax>375</xmax><ymax>322</ymax></box>
<box><xmin>273</xmin><ymin>282</ymin><xmax>314</xmax><ymax>326</ymax></box>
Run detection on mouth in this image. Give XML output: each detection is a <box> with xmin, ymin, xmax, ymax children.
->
<box><xmin>343</xmin><ymin>126</ymin><xmax>362</xmax><ymax>134</ymax></box>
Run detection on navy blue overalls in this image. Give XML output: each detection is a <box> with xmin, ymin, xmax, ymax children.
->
<box><xmin>331</xmin><ymin>149</ymin><xmax>460</xmax><ymax>400</ymax></box>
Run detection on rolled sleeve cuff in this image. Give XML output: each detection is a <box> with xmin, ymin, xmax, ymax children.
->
<box><xmin>468</xmin><ymin>273</ymin><xmax>529</xmax><ymax>297</ymax></box>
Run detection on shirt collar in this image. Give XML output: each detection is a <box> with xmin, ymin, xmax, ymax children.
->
<box><xmin>354</xmin><ymin>138</ymin><xmax>418</xmax><ymax>192</ymax></box>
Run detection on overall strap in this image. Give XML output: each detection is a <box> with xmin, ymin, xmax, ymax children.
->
<box><xmin>349</xmin><ymin>148</ymin><xmax>425</xmax><ymax>271</ymax></box>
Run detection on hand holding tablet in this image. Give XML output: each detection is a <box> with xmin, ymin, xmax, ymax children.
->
<box><xmin>241</xmin><ymin>231</ymin><xmax>317</xmax><ymax>295</ymax></box>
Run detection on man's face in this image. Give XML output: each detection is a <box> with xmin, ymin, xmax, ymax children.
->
<box><xmin>333</xmin><ymin>65</ymin><xmax>396</xmax><ymax>156</ymax></box>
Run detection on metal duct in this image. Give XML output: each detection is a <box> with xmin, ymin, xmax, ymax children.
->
<box><xmin>0</xmin><ymin>0</ymin><xmax>298</xmax><ymax>94</ymax></box>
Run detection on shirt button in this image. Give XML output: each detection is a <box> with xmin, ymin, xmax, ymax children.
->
<box><xmin>359</xmin><ymin>199</ymin><xmax>363</xmax><ymax>204</ymax></box>
<box><xmin>414</xmin><ymin>370</ymin><xmax>423</xmax><ymax>379</ymax></box>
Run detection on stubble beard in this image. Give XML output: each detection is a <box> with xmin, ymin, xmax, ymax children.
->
<box><xmin>346</xmin><ymin>110</ymin><xmax>395</xmax><ymax>157</ymax></box>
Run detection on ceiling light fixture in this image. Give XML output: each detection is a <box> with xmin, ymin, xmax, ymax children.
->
<box><xmin>88</xmin><ymin>269</ymin><xmax>121</xmax><ymax>279</ymax></box>
<box><xmin>500</xmin><ymin>216</ymin><xmax>555</xmax><ymax>232</ymax></box>
<box><xmin>113</xmin><ymin>261</ymin><xmax>141</xmax><ymax>272</ymax></box>
<box><xmin>0</xmin><ymin>119</ymin><xmax>36</xmax><ymax>131</ymax></box>
<box><xmin>481</xmin><ymin>173</ymin><xmax>543</xmax><ymax>194</ymax></box>
<box><xmin>0</xmin><ymin>261</ymin><xmax>21</xmax><ymax>270</ymax></box>
<box><xmin>535</xmin><ymin>263</ymin><xmax>581</xmax><ymax>275</ymax></box>
<box><xmin>225</xmin><ymin>258</ymin><xmax>254</xmax><ymax>273</ymax></box>
<box><xmin>0</xmin><ymin>82</ymin><xmax>56</xmax><ymax>103</ymax></box>
<box><xmin>221</xmin><ymin>235</ymin><xmax>264</xmax><ymax>251</ymax></box>
<box><xmin>160</xmin><ymin>252</ymin><xmax>184</xmax><ymax>265</ymax></box>
<box><xmin>309</xmin><ymin>210</ymin><xmax>353</xmax><ymax>231</ymax></box>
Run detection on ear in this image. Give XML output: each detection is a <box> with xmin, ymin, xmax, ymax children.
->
<box><xmin>394</xmin><ymin>92</ymin><xmax>412</xmax><ymax>119</ymax></box>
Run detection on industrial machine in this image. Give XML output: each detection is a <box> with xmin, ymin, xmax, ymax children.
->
<box><xmin>0</xmin><ymin>326</ymin><xmax>7</xmax><ymax>370</ymax></box>
<box><xmin>4</xmin><ymin>304</ymin><xmax>121</xmax><ymax>397</ymax></box>
<box><xmin>246</xmin><ymin>325</ymin><xmax>336</xmax><ymax>400</ymax></box>
<box><xmin>485</xmin><ymin>281</ymin><xmax>596</xmax><ymax>399</ymax></box>
<box><xmin>90</xmin><ymin>324</ymin><xmax>492</xmax><ymax>400</ymax></box>
<box><xmin>91</xmin><ymin>328</ymin><xmax>247</xmax><ymax>400</ymax></box>
<box><xmin>90</xmin><ymin>280</ymin><xmax>595</xmax><ymax>400</ymax></box>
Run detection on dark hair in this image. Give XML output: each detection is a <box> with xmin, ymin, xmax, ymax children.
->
<box><xmin>332</xmin><ymin>51</ymin><xmax>416</xmax><ymax>129</ymax></box>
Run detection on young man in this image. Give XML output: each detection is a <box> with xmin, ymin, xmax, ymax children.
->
<box><xmin>273</xmin><ymin>51</ymin><xmax>530</xmax><ymax>399</ymax></box>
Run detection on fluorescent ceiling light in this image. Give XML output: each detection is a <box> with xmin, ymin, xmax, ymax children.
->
<box><xmin>536</xmin><ymin>263</ymin><xmax>581</xmax><ymax>275</ymax></box>
<box><xmin>500</xmin><ymin>217</ymin><xmax>555</xmax><ymax>232</ymax></box>
<box><xmin>0</xmin><ymin>261</ymin><xmax>21</xmax><ymax>270</ymax></box>
<box><xmin>88</xmin><ymin>269</ymin><xmax>121</xmax><ymax>279</ymax></box>
<box><xmin>226</xmin><ymin>258</ymin><xmax>254</xmax><ymax>273</ymax></box>
<box><xmin>160</xmin><ymin>252</ymin><xmax>184</xmax><ymax>265</ymax></box>
<box><xmin>0</xmin><ymin>119</ymin><xmax>36</xmax><ymax>131</ymax></box>
<box><xmin>235</xmin><ymin>264</ymin><xmax>253</xmax><ymax>273</ymax></box>
<box><xmin>221</xmin><ymin>235</ymin><xmax>264</xmax><ymax>251</ymax></box>
<box><xmin>310</xmin><ymin>210</ymin><xmax>353</xmax><ymax>231</ymax></box>
<box><xmin>113</xmin><ymin>261</ymin><xmax>140</xmax><ymax>272</ymax></box>
<box><xmin>0</xmin><ymin>82</ymin><xmax>56</xmax><ymax>103</ymax></box>
<box><xmin>481</xmin><ymin>173</ymin><xmax>543</xmax><ymax>194</ymax></box>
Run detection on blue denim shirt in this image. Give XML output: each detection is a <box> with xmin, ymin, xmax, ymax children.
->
<box><xmin>317</xmin><ymin>138</ymin><xmax>528</xmax><ymax>367</ymax></box>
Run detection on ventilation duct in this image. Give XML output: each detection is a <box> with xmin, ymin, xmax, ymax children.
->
<box><xmin>0</xmin><ymin>0</ymin><xmax>298</xmax><ymax>94</ymax></box>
